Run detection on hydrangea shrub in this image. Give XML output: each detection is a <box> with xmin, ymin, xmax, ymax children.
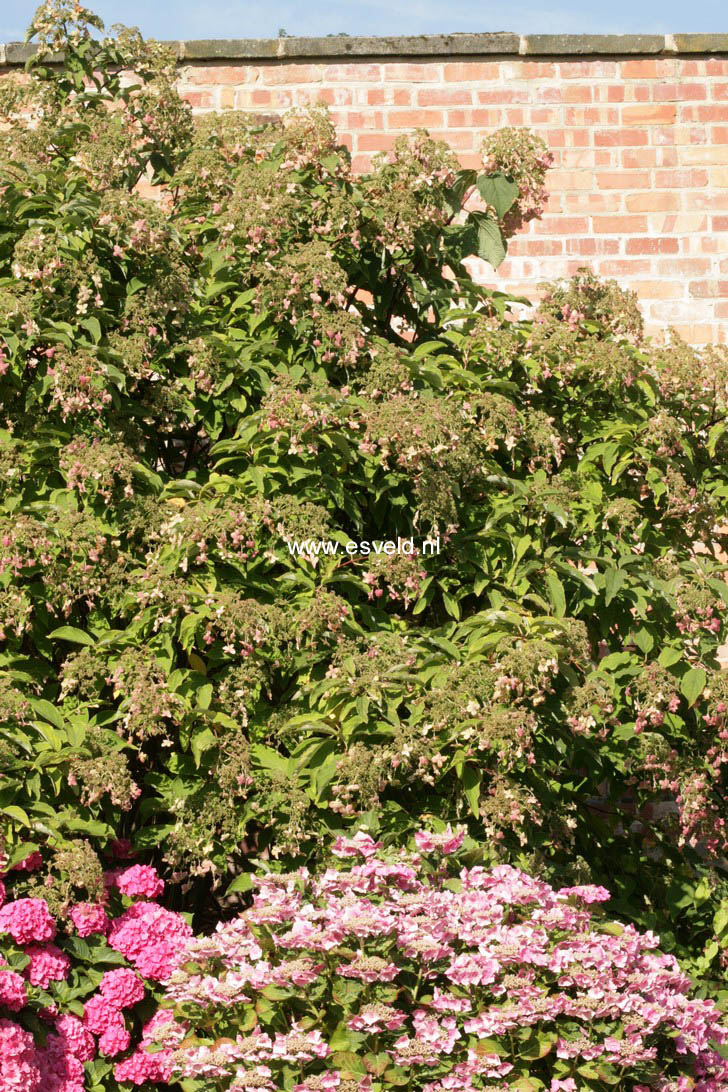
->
<box><xmin>121</xmin><ymin>832</ymin><xmax>728</xmax><ymax>1091</ymax></box>
<box><xmin>1</xmin><ymin>0</ymin><xmax>728</xmax><ymax>1042</ymax></box>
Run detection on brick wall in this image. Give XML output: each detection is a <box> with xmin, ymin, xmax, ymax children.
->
<box><xmin>3</xmin><ymin>32</ymin><xmax>728</xmax><ymax>343</ymax></box>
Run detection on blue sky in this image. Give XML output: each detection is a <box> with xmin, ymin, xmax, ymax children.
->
<box><xmin>3</xmin><ymin>0</ymin><xmax>728</xmax><ymax>43</ymax></box>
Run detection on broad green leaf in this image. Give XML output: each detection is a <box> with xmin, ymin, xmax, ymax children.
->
<box><xmin>681</xmin><ymin>666</ymin><xmax>706</xmax><ymax>708</ymax></box>
<box><xmin>476</xmin><ymin>173</ymin><xmax>519</xmax><ymax>219</ymax></box>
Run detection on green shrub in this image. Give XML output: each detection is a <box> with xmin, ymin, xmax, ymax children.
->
<box><xmin>1</xmin><ymin>0</ymin><xmax>727</xmax><ymax>1004</ymax></box>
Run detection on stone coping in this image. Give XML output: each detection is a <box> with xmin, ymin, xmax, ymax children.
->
<box><xmin>2</xmin><ymin>32</ymin><xmax>728</xmax><ymax>66</ymax></box>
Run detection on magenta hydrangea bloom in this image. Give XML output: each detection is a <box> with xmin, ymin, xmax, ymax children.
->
<box><xmin>114</xmin><ymin>864</ymin><xmax>164</xmax><ymax>899</ymax></box>
<box><xmin>0</xmin><ymin>1017</ymin><xmax>41</xmax><ymax>1091</ymax></box>
<box><xmin>68</xmin><ymin>902</ymin><xmax>110</xmax><ymax>938</ymax></box>
<box><xmin>99</xmin><ymin>967</ymin><xmax>145</xmax><ymax>1008</ymax></box>
<box><xmin>54</xmin><ymin>1015</ymin><xmax>95</xmax><ymax>1063</ymax></box>
<box><xmin>108</xmin><ymin>901</ymin><xmax>192</xmax><ymax>981</ymax></box>
<box><xmin>83</xmin><ymin>994</ymin><xmax>122</xmax><ymax>1036</ymax></box>
<box><xmin>0</xmin><ymin>897</ymin><xmax>56</xmax><ymax>945</ymax></box>
<box><xmin>0</xmin><ymin>966</ymin><xmax>27</xmax><ymax>1010</ymax></box>
<box><xmin>23</xmin><ymin>944</ymin><xmax>71</xmax><ymax>989</ymax></box>
<box><xmin>97</xmin><ymin>1013</ymin><xmax>131</xmax><ymax>1057</ymax></box>
<box><xmin>36</xmin><ymin>1031</ymin><xmax>86</xmax><ymax>1092</ymax></box>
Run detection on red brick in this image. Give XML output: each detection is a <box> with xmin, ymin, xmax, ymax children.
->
<box><xmin>548</xmin><ymin>169</ymin><xmax>594</xmax><ymax>190</ymax></box>
<box><xmin>622</xmin><ymin>104</ymin><xmax>677</xmax><ymax>125</ymax></box>
<box><xmin>367</xmin><ymin>88</ymin><xmax>411</xmax><ymax>106</ymax></box>
<box><xmin>533</xmin><ymin>216</ymin><xmax>589</xmax><ymax>235</ymax></box>
<box><xmin>654</xmin><ymin>168</ymin><xmax>709</xmax><ymax>187</ymax></box>
<box><xmin>716</xmin><ymin>302</ymin><xmax>728</xmax><ymax>319</ymax></box>
<box><xmin>653</xmin><ymin>82</ymin><xmax>707</xmax><ymax>101</ymax></box>
<box><xmin>631</xmin><ymin>280</ymin><xmax>684</xmax><ymax>299</ymax></box>
<box><xmin>559</xmin><ymin>61</ymin><xmax>617</xmax><ymax>79</ymax></box>
<box><xmin>529</xmin><ymin>108</ymin><xmax>561</xmax><ymax>125</ymax></box>
<box><xmin>686</xmin><ymin>104</ymin><xmax>728</xmax><ymax>122</ymax></box>
<box><xmin>511</xmin><ymin>61</ymin><xmax>557</xmax><ymax>79</ymax></box>
<box><xmin>180</xmin><ymin>89</ymin><xmax>214</xmax><ymax>109</ymax></box>
<box><xmin>689</xmin><ymin>281</ymin><xmax>728</xmax><ymax>298</ymax></box>
<box><xmin>507</xmin><ymin>239</ymin><xmax>564</xmax><ymax>256</ymax></box>
<box><xmin>418</xmin><ymin>88</ymin><xmax>472</xmax><ymax>106</ymax></box>
<box><xmin>564</xmin><ymin>193</ymin><xmax>621</xmax><ymax>213</ymax></box>
<box><xmin>599</xmin><ymin>260</ymin><xmax>653</xmax><ymax>276</ymax></box>
<box><xmin>596</xmin><ymin>170</ymin><xmax>651</xmax><ymax>189</ymax></box>
<box><xmin>595</xmin><ymin>129</ymin><xmax>649</xmax><ymax>147</ymax></box>
<box><xmin>656</xmin><ymin>258</ymin><xmax>711</xmax><ymax>275</ymax></box>
<box><xmin>565</xmin><ymin>237</ymin><xmax>620</xmax><ymax>255</ymax></box>
<box><xmin>621</xmin><ymin>59</ymin><xmax>676</xmax><ymax>78</ymax></box>
<box><xmin>682</xmin><ymin>59</ymin><xmax>728</xmax><ymax>77</ymax></box>
<box><xmin>476</xmin><ymin>89</ymin><xmax>529</xmax><ymax>104</ymax></box>
<box><xmin>313</xmin><ymin>87</ymin><xmax>353</xmax><ymax>106</ymax></box>
<box><xmin>563</xmin><ymin>85</ymin><xmax>593</xmax><ymax>103</ymax></box>
<box><xmin>344</xmin><ymin>110</ymin><xmax>384</xmax><ymax>130</ymax></box>
<box><xmin>626</xmin><ymin>237</ymin><xmax>680</xmax><ymax>255</ymax></box>
<box><xmin>260</xmin><ymin>63</ymin><xmax>323</xmax><ymax>85</ymax></box>
<box><xmin>382</xmin><ymin>63</ymin><xmax>439</xmax><ymax>82</ymax></box>
<box><xmin>325</xmin><ymin>63</ymin><xmax>382</xmax><ymax>82</ymax></box>
<box><xmin>428</xmin><ymin>130</ymin><xmax>474</xmax><ymax>150</ymax></box>
<box><xmin>443</xmin><ymin>62</ymin><xmax>501</xmax><ymax>82</ymax></box>
<box><xmin>593</xmin><ymin>215</ymin><xmax>648</xmax><ymax>233</ymax></box>
<box><xmin>187</xmin><ymin>64</ymin><xmax>247</xmax><ymax>85</ymax></box>
<box><xmin>626</xmin><ymin>192</ymin><xmax>680</xmax><ymax>212</ymax></box>
<box><xmin>565</xmin><ymin>107</ymin><xmax>619</xmax><ymax>125</ymax></box>
<box><xmin>621</xmin><ymin>148</ymin><xmax>658</xmax><ymax>168</ymax></box>
<box><xmin>713</xmin><ymin>216</ymin><xmax>728</xmax><ymax>231</ymax></box>
<box><xmin>357</xmin><ymin>133</ymin><xmax>398</xmax><ymax>152</ymax></box>
<box><xmin>714</xmin><ymin>84</ymin><xmax>728</xmax><ymax>100</ymax></box>
<box><xmin>387</xmin><ymin>108</ymin><xmax>444</xmax><ymax>129</ymax></box>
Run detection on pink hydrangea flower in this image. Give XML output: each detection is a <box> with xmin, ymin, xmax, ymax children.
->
<box><xmin>12</xmin><ymin>851</ymin><xmax>43</xmax><ymax>873</ymax></box>
<box><xmin>23</xmin><ymin>944</ymin><xmax>71</xmax><ymax>989</ymax></box>
<box><xmin>69</xmin><ymin>902</ymin><xmax>110</xmax><ymax>938</ymax></box>
<box><xmin>414</xmin><ymin>825</ymin><xmax>465</xmax><ymax>855</ymax></box>
<box><xmin>99</xmin><ymin>967</ymin><xmax>145</xmax><ymax>1008</ymax></box>
<box><xmin>83</xmin><ymin>994</ymin><xmax>122</xmax><ymax>1036</ymax></box>
<box><xmin>331</xmin><ymin>831</ymin><xmax>382</xmax><ymax>858</ymax></box>
<box><xmin>0</xmin><ymin>1017</ymin><xmax>41</xmax><ymax>1091</ymax></box>
<box><xmin>0</xmin><ymin>898</ymin><xmax>56</xmax><ymax>944</ymax></box>
<box><xmin>114</xmin><ymin>864</ymin><xmax>164</xmax><ymax>899</ymax></box>
<box><xmin>97</xmin><ymin>1013</ymin><xmax>131</xmax><ymax>1057</ymax></box>
<box><xmin>113</xmin><ymin>1048</ymin><xmax>173</xmax><ymax>1085</ymax></box>
<box><xmin>0</xmin><ymin>967</ymin><xmax>27</xmax><ymax>1010</ymax></box>
<box><xmin>108</xmin><ymin>901</ymin><xmax>192</xmax><ymax>981</ymax></box>
<box><xmin>0</xmin><ymin>880</ymin><xmax>6</xmax><ymax>908</ymax></box>
<box><xmin>36</xmin><ymin>1031</ymin><xmax>86</xmax><ymax>1092</ymax></box>
<box><xmin>54</xmin><ymin>1015</ymin><xmax>95</xmax><ymax>1062</ymax></box>
<box><xmin>557</xmin><ymin>884</ymin><xmax>611</xmax><ymax>904</ymax></box>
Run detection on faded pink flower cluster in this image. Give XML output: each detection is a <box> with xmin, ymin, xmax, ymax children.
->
<box><xmin>116</xmin><ymin>830</ymin><xmax>728</xmax><ymax>1092</ymax></box>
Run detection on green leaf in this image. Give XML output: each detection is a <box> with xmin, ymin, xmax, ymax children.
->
<box><xmin>476</xmin><ymin>173</ymin><xmax>519</xmax><ymax>219</ymax></box>
<box><xmin>461</xmin><ymin>764</ymin><xmax>481</xmax><ymax>819</ymax></box>
<box><xmin>681</xmin><ymin>666</ymin><xmax>706</xmax><ymax>708</ymax></box>
<box><xmin>47</xmin><ymin>626</ymin><xmax>95</xmax><ymax>646</ymax></box>
<box><xmin>473</xmin><ymin>214</ymin><xmax>507</xmax><ymax>269</ymax></box>
<box><xmin>604</xmin><ymin>567</ymin><xmax>626</xmax><ymax>606</ymax></box>
<box><xmin>226</xmin><ymin>873</ymin><xmax>254</xmax><ymax>894</ymax></box>
<box><xmin>331</xmin><ymin>1053</ymin><xmax>367</xmax><ymax>1077</ymax></box>
<box><xmin>544</xmin><ymin>570</ymin><xmax>566</xmax><ymax>617</ymax></box>
<box><xmin>29</xmin><ymin>699</ymin><xmax>66</xmax><ymax>731</ymax></box>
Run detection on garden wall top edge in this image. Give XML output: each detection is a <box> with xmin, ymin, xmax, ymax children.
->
<box><xmin>3</xmin><ymin>32</ymin><xmax>728</xmax><ymax>65</ymax></box>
